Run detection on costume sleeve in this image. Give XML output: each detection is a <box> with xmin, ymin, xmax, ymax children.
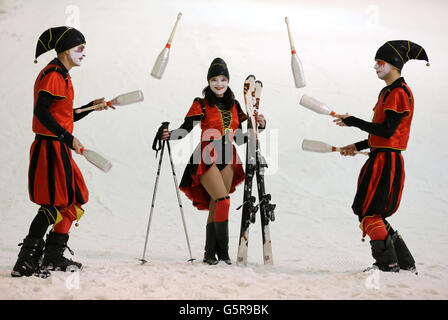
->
<box><xmin>185</xmin><ymin>99</ymin><xmax>205</xmax><ymax>121</ymax></box>
<box><xmin>34</xmin><ymin>91</ymin><xmax>74</xmax><ymax>148</ymax></box>
<box><xmin>235</xmin><ymin>100</ymin><xmax>248</xmax><ymax>123</ymax></box>
<box><xmin>169</xmin><ymin>99</ymin><xmax>204</xmax><ymax>140</ymax></box>
<box><xmin>354</xmin><ymin>139</ymin><xmax>369</xmax><ymax>151</ymax></box>
<box><xmin>73</xmin><ymin>101</ymin><xmax>94</xmax><ymax>122</ymax></box>
<box><xmin>37</xmin><ymin>71</ymin><xmax>67</xmax><ymax>98</ymax></box>
<box><xmin>383</xmin><ymin>88</ymin><xmax>412</xmax><ymax>116</ymax></box>
<box><xmin>342</xmin><ymin>110</ymin><xmax>404</xmax><ymax>138</ymax></box>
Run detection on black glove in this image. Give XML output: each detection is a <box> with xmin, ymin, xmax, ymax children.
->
<box><xmin>152</xmin><ymin>122</ymin><xmax>170</xmax><ymax>157</ymax></box>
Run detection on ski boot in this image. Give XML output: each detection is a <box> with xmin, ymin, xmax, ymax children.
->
<box><xmin>203</xmin><ymin>223</ymin><xmax>218</xmax><ymax>265</ymax></box>
<box><xmin>391</xmin><ymin>231</ymin><xmax>417</xmax><ymax>274</ymax></box>
<box><xmin>42</xmin><ymin>232</ymin><xmax>82</xmax><ymax>272</ymax></box>
<box><xmin>215</xmin><ymin>221</ymin><xmax>232</xmax><ymax>265</ymax></box>
<box><xmin>11</xmin><ymin>235</ymin><xmax>51</xmax><ymax>278</ymax></box>
<box><xmin>366</xmin><ymin>235</ymin><xmax>400</xmax><ymax>272</ymax></box>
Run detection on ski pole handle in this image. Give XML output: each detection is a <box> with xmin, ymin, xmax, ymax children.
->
<box><xmin>161</xmin><ymin>121</ymin><xmax>170</xmax><ymax>129</ymax></box>
<box><xmin>152</xmin><ymin>122</ymin><xmax>170</xmax><ymax>154</ymax></box>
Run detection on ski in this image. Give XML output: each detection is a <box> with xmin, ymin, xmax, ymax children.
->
<box><xmin>237</xmin><ymin>75</ymin><xmax>257</xmax><ymax>266</ymax></box>
<box><xmin>253</xmin><ymin>80</ymin><xmax>275</xmax><ymax>265</ymax></box>
<box><xmin>237</xmin><ymin>75</ymin><xmax>275</xmax><ymax>265</ymax></box>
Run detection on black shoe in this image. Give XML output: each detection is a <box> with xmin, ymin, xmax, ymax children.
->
<box><xmin>215</xmin><ymin>221</ymin><xmax>232</xmax><ymax>265</ymax></box>
<box><xmin>368</xmin><ymin>235</ymin><xmax>400</xmax><ymax>272</ymax></box>
<box><xmin>11</xmin><ymin>236</ymin><xmax>51</xmax><ymax>278</ymax></box>
<box><xmin>203</xmin><ymin>223</ymin><xmax>219</xmax><ymax>265</ymax></box>
<box><xmin>42</xmin><ymin>232</ymin><xmax>82</xmax><ymax>272</ymax></box>
<box><xmin>391</xmin><ymin>231</ymin><xmax>417</xmax><ymax>274</ymax></box>
<box><xmin>203</xmin><ymin>257</ymin><xmax>219</xmax><ymax>265</ymax></box>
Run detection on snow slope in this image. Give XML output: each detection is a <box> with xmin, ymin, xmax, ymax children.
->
<box><xmin>0</xmin><ymin>0</ymin><xmax>447</xmax><ymax>300</ymax></box>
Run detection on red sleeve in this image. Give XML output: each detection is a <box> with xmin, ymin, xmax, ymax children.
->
<box><xmin>185</xmin><ymin>99</ymin><xmax>205</xmax><ymax>119</ymax></box>
<box><xmin>37</xmin><ymin>72</ymin><xmax>67</xmax><ymax>98</ymax></box>
<box><xmin>383</xmin><ymin>88</ymin><xmax>411</xmax><ymax>116</ymax></box>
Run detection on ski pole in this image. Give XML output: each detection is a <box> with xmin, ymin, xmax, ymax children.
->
<box><xmin>166</xmin><ymin>140</ymin><xmax>195</xmax><ymax>263</ymax></box>
<box><xmin>140</xmin><ymin>122</ymin><xmax>169</xmax><ymax>264</ymax></box>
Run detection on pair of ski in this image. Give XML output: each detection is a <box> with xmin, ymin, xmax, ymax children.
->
<box><xmin>236</xmin><ymin>75</ymin><xmax>276</xmax><ymax>266</ymax></box>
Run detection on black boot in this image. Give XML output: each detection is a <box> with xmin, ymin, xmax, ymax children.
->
<box><xmin>203</xmin><ymin>223</ymin><xmax>218</xmax><ymax>265</ymax></box>
<box><xmin>368</xmin><ymin>235</ymin><xmax>400</xmax><ymax>272</ymax></box>
<box><xmin>391</xmin><ymin>231</ymin><xmax>417</xmax><ymax>274</ymax></box>
<box><xmin>11</xmin><ymin>235</ymin><xmax>50</xmax><ymax>278</ymax></box>
<box><xmin>215</xmin><ymin>221</ymin><xmax>231</xmax><ymax>265</ymax></box>
<box><xmin>42</xmin><ymin>232</ymin><xmax>82</xmax><ymax>272</ymax></box>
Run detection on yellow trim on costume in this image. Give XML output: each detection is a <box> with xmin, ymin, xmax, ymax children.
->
<box><xmin>359</xmin><ymin>216</ymin><xmax>387</xmax><ymax>240</ymax></box>
<box><xmin>415</xmin><ymin>47</ymin><xmax>423</xmax><ymax>60</ymax></box>
<box><xmin>367</xmin><ymin>141</ymin><xmax>407</xmax><ymax>151</ymax></box>
<box><xmin>54</xmin><ymin>27</ymin><xmax>73</xmax><ymax>49</ymax></box>
<box><xmin>186</xmin><ymin>113</ymin><xmax>204</xmax><ymax>117</ymax></box>
<box><xmin>48</xmin><ymin>28</ymin><xmax>53</xmax><ymax>49</ymax></box>
<box><xmin>383</xmin><ymin>107</ymin><xmax>411</xmax><ymax>118</ymax></box>
<box><xmin>73</xmin><ymin>204</ymin><xmax>85</xmax><ymax>223</ymax></box>
<box><xmin>33</xmin><ymin>131</ymin><xmax>58</xmax><ymax>138</ymax></box>
<box><xmin>38</xmin><ymin>89</ymin><xmax>67</xmax><ymax>99</ymax></box>
<box><xmin>39</xmin><ymin>206</ymin><xmax>58</xmax><ymax>224</ymax></box>
<box><xmin>38</xmin><ymin>38</ymin><xmax>49</xmax><ymax>51</ymax></box>
<box><xmin>386</xmin><ymin>42</ymin><xmax>405</xmax><ymax>65</ymax></box>
<box><xmin>40</xmin><ymin>206</ymin><xmax>63</xmax><ymax>226</ymax></box>
<box><xmin>51</xmin><ymin>208</ymin><xmax>63</xmax><ymax>232</ymax></box>
<box><xmin>406</xmin><ymin>41</ymin><xmax>411</xmax><ymax>61</ymax></box>
<box><xmin>367</xmin><ymin>222</ymin><xmax>383</xmax><ymax>230</ymax></box>
<box><xmin>210</xmin><ymin>62</ymin><xmax>226</xmax><ymax>67</ymax></box>
<box><xmin>54</xmin><ymin>208</ymin><xmax>63</xmax><ymax>225</ymax></box>
<box><xmin>218</xmin><ymin>107</ymin><xmax>233</xmax><ymax>136</ymax></box>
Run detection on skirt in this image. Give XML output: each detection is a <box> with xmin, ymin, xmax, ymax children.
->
<box><xmin>28</xmin><ymin>135</ymin><xmax>89</xmax><ymax>208</ymax></box>
<box><xmin>179</xmin><ymin>140</ymin><xmax>245</xmax><ymax>211</ymax></box>
<box><xmin>352</xmin><ymin>149</ymin><xmax>405</xmax><ymax>221</ymax></box>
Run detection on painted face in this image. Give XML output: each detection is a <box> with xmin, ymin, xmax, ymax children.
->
<box><xmin>69</xmin><ymin>45</ymin><xmax>86</xmax><ymax>66</ymax></box>
<box><xmin>374</xmin><ymin>60</ymin><xmax>391</xmax><ymax>80</ymax></box>
<box><xmin>209</xmin><ymin>75</ymin><xmax>229</xmax><ymax>97</ymax></box>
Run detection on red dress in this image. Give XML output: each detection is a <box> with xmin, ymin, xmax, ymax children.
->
<box><xmin>28</xmin><ymin>60</ymin><xmax>88</xmax><ymax>208</ymax></box>
<box><xmin>179</xmin><ymin>98</ymin><xmax>247</xmax><ymax>211</ymax></box>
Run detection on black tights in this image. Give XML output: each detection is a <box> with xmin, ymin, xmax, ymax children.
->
<box><xmin>28</xmin><ymin>206</ymin><xmax>58</xmax><ymax>238</ymax></box>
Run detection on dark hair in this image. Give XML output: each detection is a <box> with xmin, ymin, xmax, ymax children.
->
<box><xmin>202</xmin><ymin>85</ymin><xmax>235</xmax><ymax>110</ymax></box>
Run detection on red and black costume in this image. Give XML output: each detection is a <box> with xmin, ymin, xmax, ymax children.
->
<box><xmin>340</xmin><ymin>40</ymin><xmax>429</xmax><ymax>273</ymax></box>
<box><xmin>12</xmin><ymin>26</ymin><xmax>93</xmax><ymax>278</ymax></box>
<box><xmin>30</xmin><ymin>58</ymin><xmax>90</xmax><ymax>218</ymax></box>
<box><xmin>343</xmin><ymin>77</ymin><xmax>412</xmax><ymax>223</ymax></box>
<box><xmin>170</xmin><ymin>97</ymin><xmax>249</xmax><ymax>210</ymax></box>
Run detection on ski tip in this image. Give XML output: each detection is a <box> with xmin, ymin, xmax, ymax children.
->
<box><xmin>255</xmin><ymin>80</ymin><xmax>263</xmax><ymax>87</ymax></box>
<box><xmin>245</xmin><ymin>75</ymin><xmax>256</xmax><ymax>81</ymax></box>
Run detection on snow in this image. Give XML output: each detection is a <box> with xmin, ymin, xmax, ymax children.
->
<box><xmin>1</xmin><ymin>0</ymin><xmax>447</xmax><ymax>300</ymax></box>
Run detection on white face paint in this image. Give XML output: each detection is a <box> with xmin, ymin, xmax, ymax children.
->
<box><xmin>69</xmin><ymin>45</ymin><xmax>86</xmax><ymax>66</ymax></box>
<box><xmin>209</xmin><ymin>75</ymin><xmax>229</xmax><ymax>97</ymax></box>
<box><xmin>374</xmin><ymin>60</ymin><xmax>391</xmax><ymax>80</ymax></box>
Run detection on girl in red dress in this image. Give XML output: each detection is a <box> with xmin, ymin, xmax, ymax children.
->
<box><xmin>163</xmin><ymin>58</ymin><xmax>266</xmax><ymax>265</ymax></box>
